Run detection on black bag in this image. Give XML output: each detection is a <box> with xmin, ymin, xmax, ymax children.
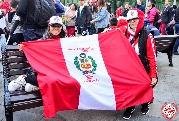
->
<box><xmin>30</xmin><ymin>0</ymin><xmax>56</xmax><ymax>27</ymax></box>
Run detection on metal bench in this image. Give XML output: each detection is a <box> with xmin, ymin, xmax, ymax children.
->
<box><xmin>154</xmin><ymin>35</ymin><xmax>179</xmax><ymax>67</ymax></box>
<box><xmin>2</xmin><ymin>45</ymin><xmax>42</xmax><ymax>121</ymax></box>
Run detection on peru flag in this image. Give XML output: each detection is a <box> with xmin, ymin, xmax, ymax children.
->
<box><xmin>22</xmin><ymin>30</ymin><xmax>153</xmax><ymax>118</ymax></box>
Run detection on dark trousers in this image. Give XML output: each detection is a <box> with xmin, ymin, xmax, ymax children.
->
<box><xmin>173</xmin><ymin>24</ymin><xmax>179</xmax><ymax>52</ymax></box>
<box><xmin>23</xmin><ymin>28</ymin><xmax>46</xmax><ymax>41</ymax></box>
<box><xmin>77</xmin><ymin>27</ymin><xmax>87</xmax><ymax>36</ymax></box>
<box><xmin>126</xmin><ymin>103</ymin><xmax>148</xmax><ymax>111</ymax></box>
<box><xmin>173</xmin><ymin>38</ymin><xmax>179</xmax><ymax>52</ymax></box>
<box><xmin>25</xmin><ymin>75</ymin><xmax>38</xmax><ymax>86</ymax></box>
<box><xmin>8</xmin><ymin>33</ymin><xmax>24</xmax><ymax>45</ymax></box>
<box><xmin>97</xmin><ymin>28</ymin><xmax>105</xmax><ymax>34</ymax></box>
<box><xmin>25</xmin><ymin>68</ymin><xmax>38</xmax><ymax>86</ymax></box>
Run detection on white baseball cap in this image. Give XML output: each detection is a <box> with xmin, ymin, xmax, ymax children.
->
<box><xmin>49</xmin><ymin>16</ymin><xmax>63</xmax><ymax>26</ymax></box>
<box><xmin>126</xmin><ymin>9</ymin><xmax>139</xmax><ymax>21</ymax></box>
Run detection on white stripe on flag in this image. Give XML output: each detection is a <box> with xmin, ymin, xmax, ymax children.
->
<box><xmin>61</xmin><ymin>35</ymin><xmax>116</xmax><ymax>110</ymax></box>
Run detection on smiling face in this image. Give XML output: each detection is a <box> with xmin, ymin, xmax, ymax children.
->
<box><xmin>50</xmin><ymin>24</ymin><xmax>62</xmax><ymax>36</ymax></box>
<box><xmin>128</xmin><ymin>18</ymin><xmax>139</xmax><ymax>31</ymax></box>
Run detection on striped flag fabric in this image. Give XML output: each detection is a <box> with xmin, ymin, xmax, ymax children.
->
<box><xmin>22</xmin><ymin>30</ymin><xmax>153</xmax><ymax>118</ymax></box>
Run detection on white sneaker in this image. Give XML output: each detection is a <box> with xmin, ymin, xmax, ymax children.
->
<box><xmin>8</xmin><ymin>75</ymin><xmax>26</xmax><ymax>92</ymax></box>
<box><xmin>25</xmin><ymin>83</ymin><xmax>39</xmax><ymax>92</ymax></box>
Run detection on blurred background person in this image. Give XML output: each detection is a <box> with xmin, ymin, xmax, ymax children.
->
<box><xmin>64</xmin><ymin>3</ymin><xmax>77</xmax><ymax>37</ymax></box>
<box><xmin>90</xmin><ymin>0</ymin><xmax>109</xmax><ymax>33</ymax></box>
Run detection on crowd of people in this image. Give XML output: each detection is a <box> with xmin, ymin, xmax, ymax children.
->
<box><xmin>0</xmin><ymin>0</ymin><xmax>178</xmax><ymax>120</ymax></box>
<box><xmin>0</xmin><ymin>0</ymin><xmax>178</xmax><ymax>54</ymax></box>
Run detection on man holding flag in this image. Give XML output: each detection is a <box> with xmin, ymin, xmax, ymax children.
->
<box><xmin>123</xmin><ymin>8</ymin><xmax>157</xmax><ymax>120</ymax></box>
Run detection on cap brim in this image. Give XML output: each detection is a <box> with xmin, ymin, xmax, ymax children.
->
<box><xmin>127</xmin><ymin>17</ymin><xmax>139</xmax><ymax>21</ymax></box>
<box><xmin>50</xmin><ymin>23</ymin><xmax>63</xmax><ymax>26</ymax></box>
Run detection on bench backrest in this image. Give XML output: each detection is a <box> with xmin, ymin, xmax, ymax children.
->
<box><xmin>2</xmin><ymin>45</ymin><xmax>30</xmax><ymax>79</ymax></box>
<box><xmin>2</xmin><ymin>45</ymin><xmax>43</xmax><ymax>112</ymax></box>
<box><xmin>154</xmin><ymin>35</ymin><xmax>179</xmax><ymax>52</ymax></box>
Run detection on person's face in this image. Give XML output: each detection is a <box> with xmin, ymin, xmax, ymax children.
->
<box><xmin>125</xmin><ymin>4</ymin><xmax>129</xmax><ymax>9</ymax></box>
<box><xmin>89</xmin><ymin>2</ymin><xmax>93</xmax><ymax>6</ymax></box>
<box><xmin>50</xmin><ymin>24</ymin><xmax>62</xmax><ymax>36</ymax></box>
<box><xmin>0</xmin><ymin>0</ymin><xmax>3</xmax><ymax>6</ymax></box>
<box><xmin>165</xmin><ymin>0</ymin><xmax>169</xmax><ymax>6</ymax></box>
<box><xmin>70</xmin><ymin>4</ymin><xmax>75</xmax><ymax>10</ymax></box>
<box><xmin>147</xmin><ymin>1</ymin><xmax>152</xmax><ymax>7</ymax></box>
<box><xmin>79</xmin><ymin>0</ymin><xmax>85</xmax><ymax>6</ymax></box>
<box><xmin>128</xmin><ymin>18</ymin><xmax>139</xmax><ymax>30</ymax></box>
<box><xmin>137</xmin><ymin>0</ymin><xmax>141</xmax><ymax>4</ymax></box>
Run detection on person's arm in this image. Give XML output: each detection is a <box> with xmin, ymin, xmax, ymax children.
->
<box><xmin>168</xmin><ymin>7</ymin><xmax>172</xmax><ymax>23</ymax></box>
<box><xmin>146</xmin><ymin>33</ymin><xmax>157</xmax><ymax>86</ymax></box>
<box><xmin>54</xmin><ymin>0</ymin><xmax>65</xmax><ymax>13</ymax></box>
<box><xmin>146</xmin><ymin>33</ymin><xmax>158</xmax><ymax>86</ymax></box>
<box><xmin>16</xmin><ymin>0</ymin><xmax>28</xmax><ymax>17</ymax></box>
<box><xmin>91</xmin><ymin>7</ymin><xmax>107</xmax><ymax>23</ymax></box>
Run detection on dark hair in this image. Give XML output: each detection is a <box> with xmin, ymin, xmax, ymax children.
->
<box><xmin>45</xmin><ymin>25</ymin><xmax>66</xmax><ymax>39</ymax></box>
<box><xmin>10</xmin><ymin>0</ymin><xmax>19</xmax><ymax>8</ymax></box>
<box><xmin>110</xmin><ymin>18</ymin><xmax>118</xmax><ymax>26</ymax></box>
<box><xmin>92</xmin><ymin>4</ymin><xmax>98</xmax><ymax>13</ymax></box>
<box><xmin>71</xmin><ymin>3</ymin><xmax>78</xmax><ymax>10</ymax></box>
<box><xmin>98</xmin><ymin>0</ymin><xmax>106</xmax><ymax>8</ymax></box>
<box><xmin>152</xmin><ymin>4</ymin><xmax>155</xmax><ymax>7</ymax></box>
<box><xmin>173</xmin><ymin>5</ymin><xmax>177</xmax><ymax>9</ymax></box>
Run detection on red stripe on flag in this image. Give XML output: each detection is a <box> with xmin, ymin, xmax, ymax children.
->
<box><xmin>98</xmin><ymin>30</ymin><xmax>153</xmax><ymax>110</ymax></box>
<box><xmin>23</xmin><ymin>39</ymin><xmax>80</xmax><ymax>118</ymax></box>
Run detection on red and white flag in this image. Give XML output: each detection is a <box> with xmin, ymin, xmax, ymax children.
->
<box><xmin>22</xmin><ymin>30</ymin><xmax>153</xmax><ymax>118</ymax></box>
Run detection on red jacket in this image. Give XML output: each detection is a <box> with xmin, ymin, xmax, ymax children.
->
<box><xmin>126</xmin><ymin>32</ymin><xmax>157</xmax><ymax>78</ymax></box>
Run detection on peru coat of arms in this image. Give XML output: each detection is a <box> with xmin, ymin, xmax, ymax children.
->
<box><xmin>74</xmin><ymin>53</ymin><xmax>97</xmax><ymax>74</ymax></box>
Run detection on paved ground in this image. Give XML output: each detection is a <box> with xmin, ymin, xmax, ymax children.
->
<box><xmin>0</xmin><ymin>52</ymin><xmax>179</xmax><ymax>121</ymax></box>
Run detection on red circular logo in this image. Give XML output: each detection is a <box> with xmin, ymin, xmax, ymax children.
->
<box><xmin>161</xmin><ymin>103</ymin><xmax>178</xmax><ymax>120</ymax></box>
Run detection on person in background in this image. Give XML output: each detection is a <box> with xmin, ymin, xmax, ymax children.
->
<box><xmin>145</xmin><ymin>0</ymin><xmax>160</xmax><ymax>29</ymax></box>
<box><xmin>52</xmin><ymin>0</ymin><xmax>65</xmax><ymax>16</ymax></box>
<box><xmin>64</xmin><ymin>3</ymin><xmax>77</xmax><ymax>37</ymax></box>
<box><xmin>76</xmin><ymin>0</ymin><xmax>92</xmax><ymax>36</ymax></box>
<box><xmin>90</xmin><ymin>0</ymin><xmax>109</xmax><ymax>34</ymax></box>
<box><xmin>123</xmin><ymin>9</ymin><xmax>157</xmax><ymax>120</ymax></box>
<box><xmin>6</xmin><ymin>0</ymin><xmax>24</xmax><ymax>45</ymax></box>
<box><xmin>122</xmin><ymin>4</ymin><xmax>130</xmax><ymax>17</ymax></box>
<box><xmin>171</xmin><ymin>5</ymin><xmax>177</xmax><ymax>20</ymax></box>
<box><xmin>135</xmin><ymin>0</ymin><xmax>145</xmax><ymax>13</ymax></box>
<box><xmin>8</xmin><ymin>16</ymin><xmax>66</xmax><ymax>92</ymax></box>
<box><xmin>159</xmin><ymin>0</ymin><xmax>172</xmax><ymax>35</ymax></box>
<box><xmin>106</xmin><ymin>2</ymin><xmax>111</xmax><ymax>14</ymax></box>
<box><xmin>173</xmin><ymin>5</ymin><xmax>179</xmax><ymax>55</ymax></box>
<box><xmin>16</xmin><ymin>0</ymin><xmax>55</xmax><ymax>41</ymax></box>
<box><xmin>116</xmin><ymin>6</ymin><xmax>124</xmax><ymax>18</ymax></box>
<box><xmin>89</xmin><ymin>4</ymin><xmax>98</xmax><ymax>34</ymax></box>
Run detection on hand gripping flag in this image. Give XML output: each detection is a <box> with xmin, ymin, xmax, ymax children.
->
<box><xmin>22</xmin><ymin>30</ymin><xmax>153</xmax><ymax>118</ymax></box>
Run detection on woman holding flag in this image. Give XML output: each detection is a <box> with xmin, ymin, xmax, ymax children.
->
<box><xmin>8</xmin><ymin>16</ymin><xmax>66</xmax><ymax>92</ymax></box>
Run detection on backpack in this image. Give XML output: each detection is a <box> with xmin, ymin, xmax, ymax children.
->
<box><xmin>153</xmin><ymin>13</ymin><xmax>160</xmax><ymax>29</ymax></box>
<box><xmin>30</xmin><ymin>0</ymin><xmax>56</xmax><ymax>27</ymax></box>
